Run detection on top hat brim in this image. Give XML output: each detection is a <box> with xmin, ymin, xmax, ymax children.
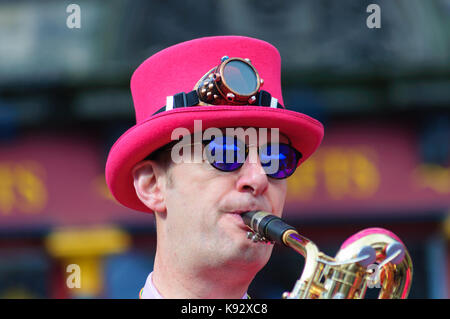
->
<box><xmin>105</xmin><ymin>105</ymin><xmax>324</xmax><ymax>213</ymax></box>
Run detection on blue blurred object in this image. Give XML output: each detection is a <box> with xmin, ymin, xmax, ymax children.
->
<box><xmin>426</xmin><ymin>234</ymin><xmax>448</xmax><ymax>298</ymax></box>
<box><xmin>0</xmin><ymin>249</ymin><xmax>50</xmax><ymax>298</ymax></box>
<box><xmin>0</xmin><ymin>103</ymin><xmax>18</xmax><ymax>141</ymax></box>
<box><xmin>103</xmin><ymin>251</ymin><xmax>153</xmax><ymax>299</ymax></box>
<box><xmin>420</xmin><ymin>115</ymin><xmax>450</xmax><ymax>165</ymax></box>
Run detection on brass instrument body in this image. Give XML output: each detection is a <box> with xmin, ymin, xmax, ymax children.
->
<box><xmin>242</xmin><ymin>211</ymin><xmax>413</xmax><ymax>299</ymax></box>
<box><xmin>281</xmin><ymin>229</ymin><xmax>413</xmax><ymax>299</ymax></box>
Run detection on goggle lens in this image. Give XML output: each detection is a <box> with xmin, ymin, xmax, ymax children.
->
<box><xmin>223</xmin><ymin>60</ymin><xmax>258</xmax><ymax>95</ymax></box>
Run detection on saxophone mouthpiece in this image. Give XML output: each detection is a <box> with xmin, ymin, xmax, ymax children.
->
<box><xmin>241</xmin><ymin>211</ymin><xmax>297</xmax><ymax>245</ymax></box>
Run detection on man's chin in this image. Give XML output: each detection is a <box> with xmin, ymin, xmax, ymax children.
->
<box><xmin>235</xmin><ymin>239</ymin><xmax>274</xmax><ymax>267</ymax></box>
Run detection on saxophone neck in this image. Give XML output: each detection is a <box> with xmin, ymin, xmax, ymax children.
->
<box><xmin>282</xmin><ymin>230</ymin><xmax>324</xmax><ymax>299</ymax></box>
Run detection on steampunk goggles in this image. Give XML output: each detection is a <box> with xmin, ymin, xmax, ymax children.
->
<box><xmin>154</xmin><ymin>56</ymin><xmax>283</xmax><ymax>115</ymax></box>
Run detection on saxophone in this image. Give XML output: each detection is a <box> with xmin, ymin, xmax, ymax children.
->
<box><xmin>242</xmin><ymin>211</ymin><xmax>413</xmax><ymax>299</ymax></box>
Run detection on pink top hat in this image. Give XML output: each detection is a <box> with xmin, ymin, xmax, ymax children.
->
<box><xmin>105</xmin><ymin>35</ymin><xmax>324</xmax><ymax>213</ymax></box>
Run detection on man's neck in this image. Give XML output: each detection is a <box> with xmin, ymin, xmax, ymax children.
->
<box><xmin>151</xmin><ymin>253</ymin><xmax>254</xmax><ymax>299</ymax></box>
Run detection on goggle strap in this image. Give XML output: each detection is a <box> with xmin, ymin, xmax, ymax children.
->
<box><xmin>257</xmin><ymin>90</ymin><xmax>271</xmax><ymax>107</ymax></box>
<box><xmin>175</xmin><ymin>91</ymin><xmax>199</xmax><ymax>108</ymax></box>
<box><xmin>153</xmin><ymin>90</ymin><xmax>283</xmax><ymax>116</ymax></box>
<box><xmin>154</xmin><ymin>91</ymin><xmax>199</xmax><ymax>115</ymax></box>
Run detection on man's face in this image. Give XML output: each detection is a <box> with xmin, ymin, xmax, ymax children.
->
<box><xmin>156</xmin><ymin>128</ymin><xmax>289</xmax><ymax>274</ymax></box>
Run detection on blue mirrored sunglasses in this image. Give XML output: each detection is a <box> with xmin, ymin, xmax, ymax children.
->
<box><xmin>203</xmin><ymin>136</ymin><xmax>302</xmax><ymax>179</ymax></box>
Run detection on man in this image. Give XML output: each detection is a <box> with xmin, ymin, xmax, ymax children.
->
<box><xmin>105</xmin><ymin>36</ymin><xmax>324</xmax><ymax>298</ymax></box>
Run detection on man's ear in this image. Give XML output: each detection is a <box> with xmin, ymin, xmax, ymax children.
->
<box><xmin>132</xmin><ymin>161</ymin><xmax>166</xmax><ymax>213</ymax></box>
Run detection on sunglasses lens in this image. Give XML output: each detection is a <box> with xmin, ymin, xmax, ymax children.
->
<box><xmin>205</xmin><ymin>136</ymin><xmax>246</xmax><ymax>171</ymax></box>
<box><xmin>205</xmin><ymin>137</ymin><xmax>301</xmax><ymax>178</ymax></box>
<box><xmin>223</xmin><ymin>60</ymin><xmax>257</xmax><ymax>95</ymax></box>
<box><xmin>260</xmin><ymin>144</ymin><xmax>301</xmax><ymax>179</ymax></box>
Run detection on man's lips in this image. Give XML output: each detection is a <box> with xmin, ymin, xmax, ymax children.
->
<box><xmin>227</xmin><ymin>208</ymin><xmax>266</xmax><ymax>215</ymax></box>
<box><xmin>228</xmin><ymin>210</ymin><xmax>248</xmax><ymax>215</ymax></box>
<box><xmin>225</xmin><ymin>211</ymin><xmax>247</xmax><ymax>228</ymax></box>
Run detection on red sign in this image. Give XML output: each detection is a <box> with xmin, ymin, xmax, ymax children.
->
<box><xmin>285</xmin><ymin>122</ymin><xmax>449</xmax><ymax>218</ymax></box>
<box><xmin>0</xmin><ymin>123</ymin><xmax>448</xmax><ymax>230</ymax></box>
<box><xmin>0</xmin><ymin>134</ymin><xmax>153</xmax><ymax>230</ymax></box>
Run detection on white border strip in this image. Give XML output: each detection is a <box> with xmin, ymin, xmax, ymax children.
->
<box><xmin>166</xmin><ymin>96</ymin><xmax>174</xmax><ymax>111</ymax></box>
<box><xmin>270</xmin><ymin>97</ymin><xmax>278</xmax><ymax>108</ymax></box>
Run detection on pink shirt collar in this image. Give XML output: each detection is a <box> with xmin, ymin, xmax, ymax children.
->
<box><xmin>139</xmin><ymin>272</ymin><xmax>248</xmax><ymax>299</ymax></box>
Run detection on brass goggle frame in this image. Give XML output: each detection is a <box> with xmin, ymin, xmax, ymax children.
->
<box><xmin>194</xmin><ymin>56</ymin><xmax>264</xmax><ymax>106</ymax></box>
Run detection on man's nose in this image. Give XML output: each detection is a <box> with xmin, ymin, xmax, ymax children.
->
<box><xmin>235</xmin><ymin>147</ymin><xmax>269</xmax><ymax>196</ymax></box>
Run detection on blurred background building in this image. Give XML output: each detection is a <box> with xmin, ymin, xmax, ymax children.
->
<box><xmin>0</xmin><ymin>0</ymin><xmax>449</xmax><ymax>298</ymax></box>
